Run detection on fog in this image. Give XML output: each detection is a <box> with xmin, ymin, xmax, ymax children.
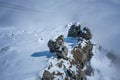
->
<box><xmin>0</xmin><ymin>0</ymin><xmax>120</xmax><ymax>79</ymax></box>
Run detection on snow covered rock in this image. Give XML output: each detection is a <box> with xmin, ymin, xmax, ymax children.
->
<box><xmin>42</xmin><ymin>23</ymin><xmax>94</xmax><ymax>80</ymax></box>
<box><xmin>47</xmin><ymin>35</ymin><xmax>68</xmax><ymax>59</ymax></box>
<box><xmin>80</xmin><ymin>27</ymin><xmax>92</xmax><ymax>40</ymax></box>
<box><xmin>67</xmin><ymin>23</ymin><xmax>81</xmax><ymax>37</ymax></box>
<box><xmin>56</xmin><ymin>45</ymin><xmax>68</xmax><ymax>60</ymax></box>
<box><xmin>67</xmin><ymin>23</ymin><xmax>92</xmax><ymax>40</ymax></box>
<box><xmin>42</xmin><ymin>70</ymin><xmax>54</xmax><ymax>80</ymax></box>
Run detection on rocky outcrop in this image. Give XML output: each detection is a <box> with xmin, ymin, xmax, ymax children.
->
<box><xmin>48</xmin><ymin>39</ymin><xmax>56</xmax><ymax>52</ymax></box>
<box><xmin>42</xmin><ymin>22</ymin><xmax>94</xmax><ymax>80</ymax></box>
<box><xmin>47</xmin><ymin>35</ymin><xmax>68</xmax><ymax>59</ymax></box>
<box><xmin>56</xmin><ymin>45</ymin><xmax>68</xmax><ymax>60</ymax></box>
<box><xmin>42</xmin><ymin>70</ymin><xmax>54</xmax><ymax>80</ymax></box>
<box><xmin>68</xmin><ymin>23</ymin><xmax>81</xmax><ymax>37</ymax></box>
<box><xmin>67</xmin><ymin>23</ymin><xmax>92</xmax><ymax>41</ymax></box>
<box><xmin>79</xmin><ymin>27</ymin><xmax>92</xmax><ymax>40</ymax></box>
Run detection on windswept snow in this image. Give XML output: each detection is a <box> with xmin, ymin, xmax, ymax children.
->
<box><xmin>0</xmin><ymin>0</ymin><xmax>120</xmax><ymax>80</ymax></box>
<box><xmin>0</xmin><ymin>24</ymin><xmax>69</xmax><ymax>80</ymax></box>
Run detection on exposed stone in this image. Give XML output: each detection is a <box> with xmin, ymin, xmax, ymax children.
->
<box><xmin>56</xmin><ymin>45</ymin><xmax>68</xmax><ymax>60</ymax></box>
<box><xmin>66</xmin><ymin>69</ymin><xmax>76</xmax><ymax>79</ymax></box>
<box><xmin>79</xmin><ymin>27</ymin><xmax>92</xmax><ymax>40</ymax></box>
<box><xmin>72</xmin><ymin>46</ymin><xmax>87</xmax><ymax>69</ymax></box>
<box><xmin>48</xmin><ymin>39</ymin><xmax>56</xmax><ymax>52</ymax></box>
<box><xmin>48</xmin><ymin>62</ymin><xmax>53</xmax><ymax>70</ymax></box>
<box><xmin>56</xmin><ymin>35</ymin><xmax>64</xmax><ymax>41</ymax></box>
<box><xmin>68</xmin><ymin>24</ymin><xmax>81</xmax><ymax>37</ymax></box>
<box><xmin>44</xmin><ymin>23</ymin><xmax>94</xmax><ymax>80</ymax></box>
<box><xmin>82</xmin><ymin>41</ymin><xmax>94</xmax><ymax>61</ymax></box>
<box><xmin>67</xmin><ymin>24</ymin><xmax>92</xmax><ymax>41</ymax></box>
<box><xmin>42</xmin><ymin>70</ymin><xmax>54</xmax><ymax>80</ymax></box>
<box><xmin>56</xmin><ymin>35</ymin><xmax>64</xmax><ymax>48</ymax></box>
<box><xmin>48</xmin><ymin>35</ymin><xmax>68</xmax><ymax>60</ymax></box>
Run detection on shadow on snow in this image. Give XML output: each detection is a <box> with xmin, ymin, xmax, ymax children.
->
<box><xmin>31</xmin><ymin>51</ymin><xmax>57</xmax><ymax>58</ymax></box>
<box><xmin>64</xmin><ymin>37</ymin><xmax>78</xmax><ymax>47</ymax></box>
<box><xmin>31</xmin><ymin>37</ymin><xmax>78</xmax><ymax>58</ymax></box>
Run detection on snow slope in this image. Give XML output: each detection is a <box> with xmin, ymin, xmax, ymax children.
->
<box><xmin>0</xmin><ymin>24</ymin><xmax>69</xmax><ymax>80</ymax></box>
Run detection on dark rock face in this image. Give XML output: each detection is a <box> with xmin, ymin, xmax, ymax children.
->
<box><xmin>48</xmin><ymin>39</ymin><xmax>56</xmax><ymax>52</ymax></box>
<box><xmin>72</xmin><ymin>47</ymin><xmax>87</xmax><ymax>69</ymax></box>
<box><xmin>67</xmin><ymin>23</ymin><xmax>92</xmax><ymax>41</ymax></box>
<box><xmin>68</xmin><ymin>24</ymin><xmax>81</xmax><ymax>37</ymax></box>
<box><xmin>42</xmin><ymin>70</ymin><xmax>54</xmax><ymax>80</ymax></box>
<box><xmin>56</xmin><ymin>35</ymin><xmax>64</xmax><ymax>48</ymax></box>
<box><xmin>82</xmin><ymin>41</ymin><xmax>94</xmax><ymax>61</ymax></box>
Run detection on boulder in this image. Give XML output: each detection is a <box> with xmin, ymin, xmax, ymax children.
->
<box><xmin>47</xmin><ymin>39</ymin><xmax>56</xmax><ymax>52</ymax></box>
<box><xmin>68</xmin><ymin>24</ymin><xmax>81</xmax><ymax>37</ymax></box>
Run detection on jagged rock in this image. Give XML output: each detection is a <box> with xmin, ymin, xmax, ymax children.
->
<box><xmin>82</xmin><ymin>41</ymin><xmax>94</xmax><ymax>61</ymax></box>
<box><xmin>67</xmin><ymin>23</ymin><xmax>92</xmax><ymax>41</ymax></box>
<box><xmin>72</xmin><ymin>46</ymin><xmax>87</xmax><ymax>69</ymax></box>
<box><xmin>48</xmin><ymin>39</ymin><xmax>56</xmax><ymax>52</ymax></box>
<box><xmin>66</xmin><ymin>69</ymin><xmax>76</xmax><ymax>79</ymax></box>
<box><xmin>106</xmin><ymin>51</ymin><xmax>116</xmax><ymax>63</ymax></box>
<box><xmin>68</xmin><ymin>24</ymin><xmax>81</xmax><ymax>37</ymax></box>
<box><xmin>42</xmin><ymin>70</ymin><xmax>54</xmax><ymax>80</ymax></box>
<box><xmin>57</xmin><ymin>61</ymin><xmax>63</xmax><ymax>68</ymax></box>
<box><xmin>56</xmin><ymin>45</ymin><xmax>68</xmax><ymax>60</ymax></box>
<box><xmin>47</xmin><ymin>35</ymin><xmax>64</xmax><ymax>53</ymax></box>
<box><xmin>56</xmin><ymin>35</ymin><xmax>64</xmax><ymax>49</ymax></box>
<box><xmin>48</xmin><ymin>35</ymin><xmax>68</xmax><ymax>60</ymax></box>
<box><xmin>79</xmin><ymin>27</ymin><xmax>92</xmax><ymax>40</ymax></box>
<box><xmin>55</xmin><ymin>35</ymin><xmax>68</xmax><ymax>60</ymax></box>
<box><xmin>44</xmin><ymin>23</ymin><xmax>94</xmax><ymax>80</ymax></box>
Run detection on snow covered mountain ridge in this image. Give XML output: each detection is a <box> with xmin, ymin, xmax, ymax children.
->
<box><xmin>40</xmin><ymin>23</ymin><xmax>98</xmax><ymax>80</ymax></box>
<box><xmin>0</xmin><ymin>22</ymin><xmax>118</xmax><ymax>80</ymax></box>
